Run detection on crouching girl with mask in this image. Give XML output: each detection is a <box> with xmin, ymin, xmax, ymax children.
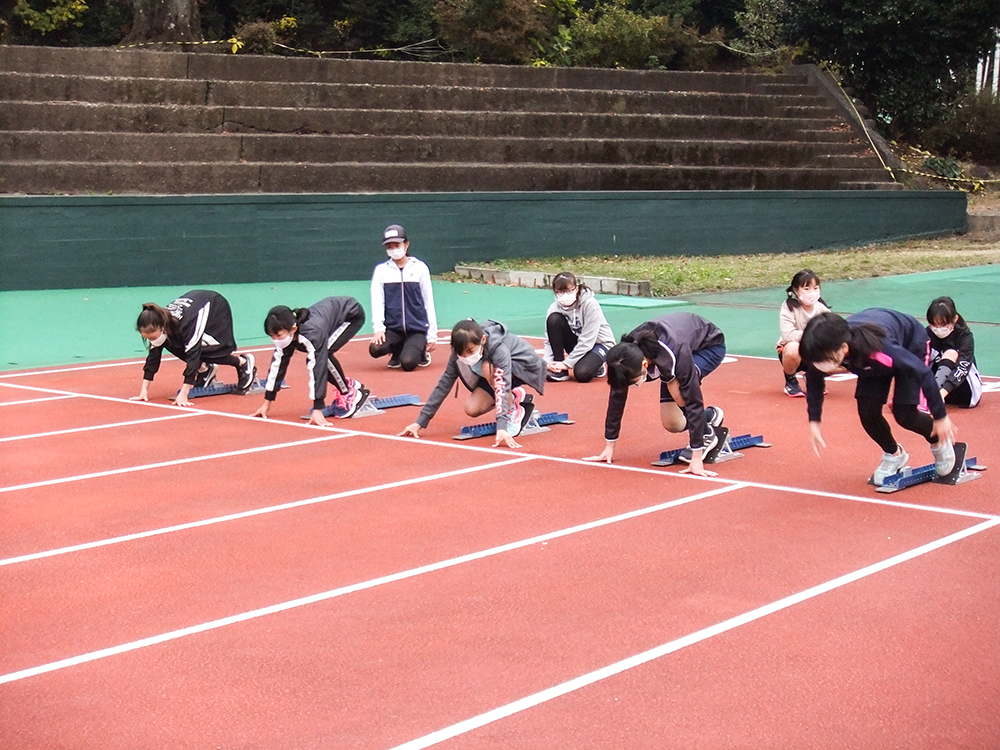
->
<box><xmin>543</xmin><ymin>272</ymin><xmax>616</xmax><ymax>383</ymax></box>
<box><xmin>398</xmin><ymin>319</ymin><xmax>545</xmax><ymax>449</ymax></box>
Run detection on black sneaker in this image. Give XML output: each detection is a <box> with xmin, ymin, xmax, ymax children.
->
<box><xmin>194</xmin><ymin>364</ymin><xmax>218</xmax><ymax>389</ymax></box>
<box><xmin>418</xmin><ymin>351</ymin><xmax>432</xmax><ymax>367</ymax></box>
<box><xmin>236</xmin><ymin>353</ymin><xmax>256</xmax><ymax>393</ymax></box>
<box><xmin>546</xmin><ymin>370</ymin><xmax>570</xmax><ymax>382</ymax></box>
<box><xmin>677</xmin><ymin>425</ymin><xmax>719</xmax><ymax>464</ymax></box>
<box><xmin>387</xmin><ymin>357</ymin><xmax>402</xmax><ymax>369</ymax></box>
<box><xmin>783</xmin><ymin>375</ymin><xmax>804</xmax><ymax>398</ymax></box>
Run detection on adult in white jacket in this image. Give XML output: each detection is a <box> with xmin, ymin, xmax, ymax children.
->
<box><xmin>543</xmin><ymin>272</ymin><xmax>615</xmax><ymax>383</ymax></box>
<box><xmin>369</xmin><ymin>224</ymin><xmax>438</xmax><ymax>371</ymax></box>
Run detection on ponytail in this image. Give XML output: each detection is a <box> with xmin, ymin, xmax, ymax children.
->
<box><xmin>136</xmin><ymin>302</ymin><xmax>171</xmax><ymax>334</ymax></box>
<box><xmin>264</xmin><ymin>305</ymin><xmax>310</xmax><ymax>336</ymax></box>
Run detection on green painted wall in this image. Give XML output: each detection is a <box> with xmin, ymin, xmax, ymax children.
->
<box><xmin>0</xmin><ymin>190</ymin><xmax>967</xmax><ymax>291</ymax></box>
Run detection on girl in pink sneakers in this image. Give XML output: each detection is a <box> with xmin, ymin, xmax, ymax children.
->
<box><xmin>776</xmin><ymin>269</ymin><xmax>831</xmax><ymax>397</ymax></box>
<box><xmin>251</xmin><ymin>297</ymin><xmax>368</xmax><ymax>426</ymax></box>
<box><xmin>399</xmin><ymin>319</ymin><xmax>545</xmax><ymax>449</ymax></box>
<box><xmin>799</xmin><ymin>309</ymin><xmax>957</xmax><ymax>486</ymax></box>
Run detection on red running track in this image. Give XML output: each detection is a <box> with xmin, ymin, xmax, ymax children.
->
<box><xmin>1</xmin><ymin>343</ymin><xmax>998</xmax><ymax>749</ymax></box>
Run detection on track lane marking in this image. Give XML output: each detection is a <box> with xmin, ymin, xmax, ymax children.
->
<box><xmin>0</xmin><ymin>412</ymin><xmax>203</xmax><ymax>443</ymax></box>
<box><xmin>0</xmin><ymin>456</ymin><xmax>536</xmax><ymax>567</ymax></box>
<box><xmin>0</xmin><ymin>483</ymin><xmax>744</xmax><ymax>684</ymax></box>
<box><xmin>0</xmin><ymin>395</ymin><xmax>80</xmax><ymax>407</ymax></box>
<box><xmin>387</xmin><ymin>517</ymin><xmax>1000</xmax><ymax>750</ymax></box>
<box><xmin>0</xmin><ymin>433</ymin><xmax>353</xmax><ymax>494</ymax></box>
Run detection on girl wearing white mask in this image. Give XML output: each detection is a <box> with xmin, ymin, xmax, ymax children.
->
<box><xmin>798</xmin><ymin>309</ymin><xmax>957</xmax><ymax>486</ymax></box>
<box><xmin>543</xmin><ymin>272</ymin><xmax>616</xmax><ymax>383</ymax></box>
<box><xmin>251</xmin><ymin>297</ymin><xmax>368</xmax><ymax>426</ymax></box>
<box><xmin>399</xmin><ymin>319</ymin><xmax>545</xmax><ymax>449</ymax></box>
<box><xmin>369</xmin><ymin>224</ymin><xmax>438</xmax><ymax>371</ymax></box>
<box><xmin>133</xmin><ymin>290</ymin><xmax>255</xmax><ymax>407</ymax></box>
<box><xmin>776</xmin><ymin>269</ymin><xmax>831</xmax><ymax>397</ymax></box>
<box><xmin>926</xmin><ymin>296</ymin><xmax>981</xmax><ymax>408</ymax></box>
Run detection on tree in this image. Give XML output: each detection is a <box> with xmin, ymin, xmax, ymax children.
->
<box><xmin>121</xmin><ymin>0</ymin><xmax>201</xmax><ymax>44</ymax></box>
<box><xmin>789</xmin><ymin>0</ymin><xmax>1000</xmax><ymax>135</ymax></box>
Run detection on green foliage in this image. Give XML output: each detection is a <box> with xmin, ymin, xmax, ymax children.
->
<box><xmin>921</xmin><ymin>156</ymin><xmax>964</xmax><ymax>179</ymax></box>
<box><xmin>13</xmin><ymin>0</ymin><xmax>87</xmax><ymax>35</ymax></box>
<box><xmin>732</xmin><ymin>0</ymin><xmax>788</xmax><ymax>54</ymax></box>
<box><xmin>920</xmin><ymin>90</ymin><xmax>1000</xmax><ymax>168</ymax></box>
<box><xmin>788</xmin><ymin>0</ymin><xmax>1000</xmax><ymax>136</ymax></box>
<box><xmin>434</xmin><ymin>0</ymin><xmax>558</xmax><ymax>63</ymax></box>
<box><xmin>234</xmin><ymin>20</ymin><xmax>277</xmax><ymax>53</ymax></box>
<box><xmin>564</xmin><ymin>2</ymin><xmax>717</xmax><ymax>69</ymax></box>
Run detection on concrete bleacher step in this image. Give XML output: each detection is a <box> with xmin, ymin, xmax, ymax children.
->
<box><xmin>0</xmin><ymin>161</ymin><xmax>894</xmax><ymax>194</ymax></box>
<box><xmin>0</xmin><ymin>44</ymin><xmax>897</xmax><ymax>194</ymax></box>
<box><xmin>0</xmin><ymin>131</ymin><xmax>875</xmax><ymax>169</ymax></box>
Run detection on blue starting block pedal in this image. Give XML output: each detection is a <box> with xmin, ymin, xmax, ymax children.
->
<box><xmin>311</xmin><ymin>392</ymin><xmax>420</xmax><ymax>420</ymax></box>
<box><xmin>180</xmin><ymin>378</ymin><xmax>273</xmax><ymax>400</ymax></box>
<box><xmin>873</xmin><ymin>442</ymin><xmax>986</xmax><ymax>493</ymax></box>
<box><xmin>652</xmin><ymin>429</ymin><xmax>771</xmax><ymax>466</ymax></box>
<box><xmin>453</xmin><ymin>404</ymin><xmax>574</xmax><ymax>441</ymax></box>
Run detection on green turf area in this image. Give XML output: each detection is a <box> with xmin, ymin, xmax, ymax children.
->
<box><xmin>2</xmin><ymin>266</ymin><xmax>997</xmax><ymax>376</ymax></box>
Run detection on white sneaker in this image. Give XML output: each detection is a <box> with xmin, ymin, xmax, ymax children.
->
<box><xmin>872</xmin><ymin>447</ymin><xmax>909</xmax><ymax>485</ymax></box>
<box><xmin>930</xmin><ymin>440</ymin><xmax>956</xmax><ymax>477</ymax></box>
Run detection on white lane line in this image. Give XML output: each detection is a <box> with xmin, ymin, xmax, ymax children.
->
<box><xmin>0</xmin><ymin>395</ymin><xmax>80</xmax><ymax>407</ymax></box>
<box><xmin>0</xmin><ymin>433</ymin><xmax>353</xmax><ymax>494</ymax></box>
<box><xmin>387</xmin><ymin>516</ymin><xmax>1000</xmax><ymax>750</ymax></box>
<box><xmin>1</xmin><ymin>381</ymin><xmax>995</xmax><ymax>523</ymax></box>
<box><xmin>0</xmin><ymin>412</ymin><xmax>203</xmax><ymax>443</ymax></box>
<box><xmin>0</xmin><ymin>456</ymin><xmax>537</xmax><ymax>567</ymax></box>
<box><xmin>0</xmin><ymin>483</ymin><xmax>745</xmax><ymax>684</ymax></box>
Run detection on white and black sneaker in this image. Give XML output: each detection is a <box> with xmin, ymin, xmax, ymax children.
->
<box><xmin>677</xmin><ymin>425</ymin><xmax>720</xmax><ymax>464</ymax></box>
<box><xmin>546</xmin><ymin>370</ymin><xmax>570</xmax><ymax>382</ymax></box>
<box><xmin>338</xmin><ymin>379</ymin><xmax>370</xmax><ymax>418</ymax></box>
<box><xmin>418</xmin><ymin>351</ymin><xmax>432</xmax><ymax>367</ymax></box>
<box><xmin>704</xmin><ymin>405</ymin><xmax>724</xmax><ymax>428</ymax></box>
<box><xmin>236</xmin><ymin>353</ymin><xmax>257</xmax><ymax>393</ymax></box>
<box><xmin>194</xmin><ymin>364</ymin><xmax>218</xmax><ymax>389</ymax></box>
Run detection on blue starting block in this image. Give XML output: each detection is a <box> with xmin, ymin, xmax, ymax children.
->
<box><xmin>311</xmin><ymin>393</ymin><xmax>421</xmax><ymax>420</ymax></box>
<box><xmin>873</xmin><ymin>442</ymin><xmax>986</xmax><ymax>493</ymax></box>
<box><xmin>453</xmin><ymin>410</ymin><xmax>574</xmax><ymax>441</ymax></box>
<box><xmin>180</xmin><ymin>379</ymin><xmax>273</xmax><ymax>399</ymax></box>
<box><xmin>652</xmin><ymin>429</ymin><xmax>771</xmax><ymax>467</ymax></box>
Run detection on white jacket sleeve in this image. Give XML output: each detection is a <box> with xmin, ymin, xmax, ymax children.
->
<box><xmin>370</xmin><ymin>265</ymin><xmax>387</xmax><ymax>335</ymax></box>
<box><xmin>418</xmin><ymin>261</ymin><xmax>438</xmax><ymax>340</ymax></box>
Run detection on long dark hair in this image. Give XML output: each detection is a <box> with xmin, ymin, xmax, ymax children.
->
<box><xmin>926</xmin><ymin>296</ymin><xmax>967</xmax><ymax>329</ymax></box>
<box><xmin>136</xmin><ymin>302</ymin><xmax>172</xmax><ymax>334</ymax></box>
<box><xmin>264</xmin><ymin>305</ymin><xmax>310</xmax><ymax>336</ymax></box>
<box><xmin>451</xmin><ymin>319</ymin><xmax>485</xmax><ymax>354</ymax></box>
<box><xmin>606</xmin><ymin>326</ymin><xmax>661</xmax><ymax>388</ymax></box>
<box><xmin>785</xmin><ymin>269</ymin><xmax>826</xmax><ymax>310</ymax></box>
<box><xmin>800</xmin><ymin>312</ymin><xmax>885</xmax><ymax>369</ymax></box>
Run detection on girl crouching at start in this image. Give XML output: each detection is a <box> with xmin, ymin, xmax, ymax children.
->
<box><xmin>584</xmin><ymin>312</ymin><xmax>726</xmax><ymax>477</ymax></box>
<box><xmin>251</xmin><ymin>297</ymin><xmax>368</xmax><ymax>426</ymax></box>
<box><xmin>399</xmin><ymin>319</ymin><xmax>545</xmax><ymax>449</ymax></box>
<box><xmin>133</xmin><ymin>290</ymin><xmax>255</xmax><ymax>407</ymax></box>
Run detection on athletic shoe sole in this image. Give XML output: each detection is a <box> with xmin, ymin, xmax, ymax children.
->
<box><xmin>340</xmin><ymin>386</ymin><xmax>370</xmax><ymax>418</ymax></box>
<box><xmin>236</xmin><ymin>354</ymin><xmax>257</xmax><ymax>393</ymax></box>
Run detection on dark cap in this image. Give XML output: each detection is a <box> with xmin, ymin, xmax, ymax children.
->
<box><xmin>383</xmin><ymin>224</ymin><xmax>408</xmax><ymax>245</ymax></box>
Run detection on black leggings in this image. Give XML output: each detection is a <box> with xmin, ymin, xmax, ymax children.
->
<box><xmin>857</xmin><ymin>398</ymin><xmax>936</xmax><ymax>454</ymax></box>
<box><xmin>369</xmin><ymin>329</ymin><xmax>428</xmax><ymax>371</ymax></box>
<box><xmin>546</xmin><ymin>313</ymin><xmax>605</xmax><ymax>383</ymax></box>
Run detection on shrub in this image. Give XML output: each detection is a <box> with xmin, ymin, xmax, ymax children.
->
<box><xmin>566</xmin><ymin>2</ymin><xmax>717</xmax><ymax>70</ymax></box>
<box><xmin>234</xmin><ymin>19</ymin><xmax>278</xmax><ymax>54</ymax></box>
<box><xmin>920</xmin><ymin>91</ymin><xmax>1000</xmax><ymax>168</ymax></box>
<box><xmin>434</xmin><ymin>0</ymin><xmax>558</xmax><ymax>64</ymax></box>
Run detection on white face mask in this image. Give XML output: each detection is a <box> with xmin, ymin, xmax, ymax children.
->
<box><xmin>555</xmin><ymin>291</ymin><xmax>577</xmax><ymax>308</ymax></box>
<box><xmin>797</xmin><ymin>288</ymin><xmax>821</xmax><ymax>306</ymax></box>
<box><xmin>814</xmin><ymin>360</ymin><xmax>841</xmax><ymax>374</ymax></box>
<box><xmin>149</xmin><ymin>332</ymin><xmax>167</xmax><ymax>347</ymax></box>
<box><xmin>273</xmin><ymin>333</ymin><xmax>294</xmax><ymax>350</ymax></box>
<box><xmin>457</xmin><ymin>347</ymin><xmax>483</xmax><ymax>366</ymax></box>
<box><xmin>929</xmin><ymin>324</ymin><xmax>954</xmax><ymax>339</ymax></box>
<box><xmin>386</xmin><ymin>246</ymin><xmax>407</xmax><ymax>261</ymax></box>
